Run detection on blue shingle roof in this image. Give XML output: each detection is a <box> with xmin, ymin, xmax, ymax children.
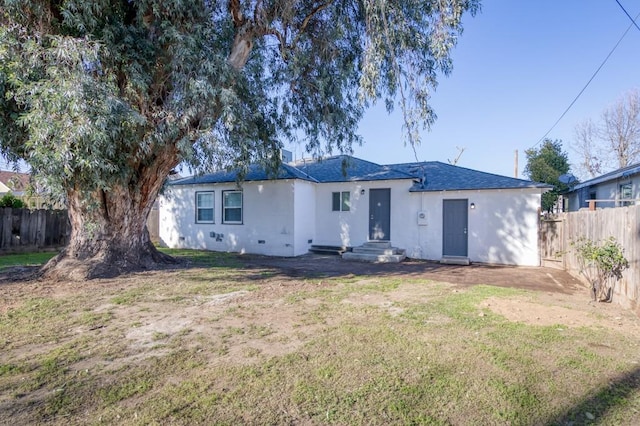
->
<box><xmin>171</xmin><ymin>163</ymin><xmax>318</xmax><ymax>185</ymax></box>
<box><xmin>291</xmin><ymin>155</ymin><xmax>414</xmax><ymax>182</ymax></box>
<box><xmin>389</xmin><ymin>161</ymin><xmax>552</xmax><ymax>191</ymax></box>
<box><xmin>170</xmin><ymin>155</ymin><xmax>550</xmax><ymax>191</ymax></box>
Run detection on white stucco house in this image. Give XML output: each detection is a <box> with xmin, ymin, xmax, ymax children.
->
<box><xmin>159</xmin><ymin>155</ymin><xmax>551</xmax><ymax>266</ymax></box>
<box><xmin>565</xmin><ymin>162</ymin><xmax>640</xmax><ymax>211</ymax></box>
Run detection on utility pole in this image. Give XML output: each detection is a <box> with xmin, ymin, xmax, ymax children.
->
<box><xmin>514</xmin><ymin>150</ymin><xmax>518</xmax><ymax>178</ymax></box>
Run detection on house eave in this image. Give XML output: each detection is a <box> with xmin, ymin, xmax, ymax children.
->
<box><xmin>409</xmin><ymin>185</ymin><xmax>552</xmax><ymax>193</ymax></box>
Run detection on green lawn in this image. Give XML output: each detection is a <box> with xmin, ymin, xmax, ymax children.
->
<box><xmin>0</xmin><ymin>247</ymin><xmax>238</xmax><ymax>271</ymax></box>
<box><xmin>0</xmin><ymin>251</ymin><xmax>58</xmax><ymax>270</ymax></box>
<box><xmin>0</xmin><ymin>250</ymin><xmax>638</xmax><ymax>425</ymax></box>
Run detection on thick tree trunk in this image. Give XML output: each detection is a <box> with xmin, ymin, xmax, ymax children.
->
<box><xmin>42</xmin><ymin>150</ymin><xmax>180</xmax><ymax>280</ymax></box>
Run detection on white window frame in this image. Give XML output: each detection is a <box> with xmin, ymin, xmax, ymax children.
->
<box><xmin>332</xmin><ymin>191</ymin><xmax>350</xmax><ymax>212</ymax></box>
<box><xmin>195</xmin><ymin>191</ymin><xmax>214</xmax><ymax>223</ymax></box>
<box><xmin>223</xmin><ymin>190</ymin><xmax>243</xmax><ymax>224</ymax></box>
<box><xmin>620</xmin><ymin>183</ymin><xmax>633</xmax><ymax>206</ymax></box>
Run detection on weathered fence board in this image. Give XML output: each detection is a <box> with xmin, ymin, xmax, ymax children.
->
<box><xmin>539</xmin><ymin>218</ymin><xmax>564</xmax><ymax>269</ymax></box>
<box><xmin>0</xmin><ymin>208</ymin><xmax>69</xmax><ymax>252</ymax></box>
<box><xmin>0</xmin><ymin>207</ymin><xmax>161</xmax><ymax>252</ymax></box>
<box><xmin>540</xmin><ymin>205</ymin><xmax>640</xmax><ymax>313</ymax></box>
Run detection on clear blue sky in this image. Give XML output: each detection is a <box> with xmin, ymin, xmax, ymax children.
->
<box><xmin>285</xmin><ymin>0</ymin><xmax>640</xmax><ymax>180</ymax></box>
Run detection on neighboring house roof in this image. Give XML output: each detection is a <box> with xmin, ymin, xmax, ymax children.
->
<box><xmin>169</xmin><ymin>155</ymin><xmax>550</xmax><ymax>191</ymax></box>
<box><xmin>390</xmin><ymin>161</ymin><xmax>552</xmax><ymax>192</ymax></box>
<box><xmin>0</xmin><ymin>171</ymin><xmax>30</xmax><ymax>193</ymax></box>
<box><xmin>570</xmin><ymin>162</ymin><xmax>640</xmax><ymax>191</ymax></box>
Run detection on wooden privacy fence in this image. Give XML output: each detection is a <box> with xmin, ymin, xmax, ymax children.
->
<box><xmin>1</xmin><ymin>207</ymin><xmax>161</xmax><ymax>253</ymax></box>
<box><xmin>540</xmin><ymin>205</ymin><xmax>640</xmax><ymax>312</ymax></box>
<box><xmin>1</xmin><ymin>207</ymin><xmax>69</xmax><ymax>252</ymax></box>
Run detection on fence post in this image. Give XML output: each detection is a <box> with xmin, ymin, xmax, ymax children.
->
<box><xmin>36</xmin><ymin>209</ymin><xmax>46</xmax><ymax>248</ymax></box>
<box><xmin>19</xmin><ymin>208</ymin><xmax>31</xmax><ymax>246</ymax></box>
<box><xmin>1</xmin><ymin>208</ymin><xmax>12</xmax><ymax>249</ymax></box>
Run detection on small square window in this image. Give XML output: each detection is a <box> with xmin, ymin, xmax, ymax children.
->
<box><xmin>332</xmin><ymin>191</ymin><xmax>350</xmax><ymax>212</ymax></box>
<box><xmin>196</xmin><ymin>192</ymin><xmax>214</xmax><ymax>223</ymax></box>
<box><xmin>620</xmin><ymin>183</ymin><xmax>633</xmax><ymax>206</ymax></box>
<box><xmin>223</xmin><ymin>191</ymin><xmax>243</xmax><ymax>224</ymax></box>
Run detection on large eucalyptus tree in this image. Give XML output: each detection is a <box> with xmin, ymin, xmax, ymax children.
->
<box><xmin>0</xmin><ymin>0</ymin><xmax>479</xmax><ymax>279</ymax></box>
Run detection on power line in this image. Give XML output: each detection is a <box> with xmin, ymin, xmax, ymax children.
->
<box><xmin>616</xmin><ymin>0</ymin><xmax>640</xmax><ymax>32</ymax></box>
<box><xmin>532</xmin><ymin>7</ymin><xmax>640</xmax><ymax>149</ymax></box>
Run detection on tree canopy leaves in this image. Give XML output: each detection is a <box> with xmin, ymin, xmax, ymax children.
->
<box><xmin>1</xmin><ymin>0</ymin><xmax>479</xmax><ymax>198</ymax></box>
<box><xmin>524</xmin><ymin>139</ymin><xmax>571</xmax><ymax>213</ymax></box>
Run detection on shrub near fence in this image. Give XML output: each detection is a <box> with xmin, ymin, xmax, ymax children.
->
<box><xmin>540</xmin><ymin>205</ymin><xmax>640</xmax><ymax>314</ymax></box>
<box><xmin>0</xmin><ymin>207</ymin><xmax>69</xmax><ymax>252</ymax></box>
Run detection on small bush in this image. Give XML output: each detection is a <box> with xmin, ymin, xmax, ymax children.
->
<box><xmin>572</xmin><ymin>237</ymin><xmax>629</xmax><ymax>302</ymax></box>
<box><xmin>0</xmin><ymin>193</ymin><xmax>25</xmax><ymax>208</ymax></box>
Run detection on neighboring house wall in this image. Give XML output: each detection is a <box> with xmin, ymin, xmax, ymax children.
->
<box><xmin>567</xmin><ymin>171</ymin><xmax>640</xmax><ymax>211</ymax></box>
<box><xmin>160</xmin><ymin>179</ymin><xmax>310</xmax><ymax>256</ymax></box>
<box><xmin>569</xmin><ymin>179</ymin><xmax>640</xmax><ymax>210</ymax></box>
<box><xmin>567</xmin><ymin>187</ymin><xmax>589</xmax><ymax>211</ymax></box>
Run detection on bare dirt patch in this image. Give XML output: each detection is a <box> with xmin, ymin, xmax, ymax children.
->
<box><xmin>482</xmin><ymin>293</ymin><xmax>640</xmax><ymax>338</ymax></box>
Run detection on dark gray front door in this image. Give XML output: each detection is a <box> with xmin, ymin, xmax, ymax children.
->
<box><xmin>369</xmin><ymin>188</ymin><xmax>391</xmax><ymax>241</ymax></box>
<box><xmin>443</xmin><ymin>199</ymin><xmax>468</xmax><ymax>256</ymax></box>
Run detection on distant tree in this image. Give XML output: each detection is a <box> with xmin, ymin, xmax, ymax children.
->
<box><xmin>0</xmin><ymin>0</ymin><xmax>480</xmax><ymax>280</ymax></box>
<box><xmin>573</xmin><ymin>119</ymin><xmax>604</xmax><ymax>178</ymax></box>
<box><xmin>573</xmin><ymin>89</ymin><xmax>640</xmax><ymax>179</ymax></box>
<box><xmin>524</xmin><ymin>139</ymin><xmax>571</xmax><ymax>213</ymax></box>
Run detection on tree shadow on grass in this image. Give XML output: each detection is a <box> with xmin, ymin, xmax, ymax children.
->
<box><xmin>546</xmin><ymin>366</ymin><xmax>640</xmax><ymax>425</ymax></box>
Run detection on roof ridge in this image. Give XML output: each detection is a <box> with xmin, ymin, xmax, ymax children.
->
<box><xmin>386</xmin><ymin>160</ymin><xmax>540</xmax><ymax>184</ymax></box>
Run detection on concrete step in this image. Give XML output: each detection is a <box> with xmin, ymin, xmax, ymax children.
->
<box><xmin>440</xmin><ymin>256</ymin><xmax>470</xmax><ymax>265</ymax></box>
<box><xmin>309</xmin><ymin>245</ymin><xmax>349</xmax><ymax>255</ymax></box>
<box><xmin>352</xmin><ymin>246</ymin><xmax>401</xmax><ymax>255</ymax></box>
<box><xmin>362</xmin><ymin>241</ymin><xmax>392</xmax><ymax>249</ymax></box>
<box><xmin>342</xmin><ymin>251</ymin><xmax>406</xmax><ymax>263</ymax></box>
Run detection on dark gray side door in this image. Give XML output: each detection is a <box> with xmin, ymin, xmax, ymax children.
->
<box><xmin>369</xmin><ymin>188</ymin><xmax>391</xmax><ymax>241</ymax></box>
<box><xmin>442</xmin><ymin>199</ymin><xmax>468</xmax><ymax>256</ymax></box>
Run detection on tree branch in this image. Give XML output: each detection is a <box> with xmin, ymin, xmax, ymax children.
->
<box><xmin>299</xmin><ymin>1</ymin><xmax>333</xmax><ymax>35</ymax></box>
<box><xmin>229</xmin><ymin>0</ymin><xmax>244</xmax><ymax>27</ymax></box>
<box><xmin>293</xmin><ymin>1</ymin><xmax>334</xmax><ymax>46</ymax></box>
